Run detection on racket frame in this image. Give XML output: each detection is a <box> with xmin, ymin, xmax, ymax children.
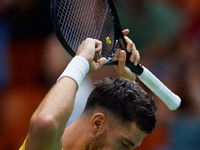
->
<box><xmin>105</xmin><ymin>0</ymin><xmax>144</xmax><ymax>75</ymax></box>
<box><xmin>50</xmin><ymin>0</ymin><xmax>76</xmax><ymax>57</ymax></box>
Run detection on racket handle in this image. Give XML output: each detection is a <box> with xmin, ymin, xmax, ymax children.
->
<box><xmin>115</xmin><ymin>37</ymin><xmax>181</xmax><ymax>110</ymax></box>
<box><xmin>104</xmin><ymin>60</ymin><xmax>181</xmax><ymax>110</ymax></box>
<box><xmin>104</xmin><ymin>60</ymin><xmax>144</xmax><ymax>75</ymax></box>
<box><xmin>137</xmin><ymin>66</ymin><xmax>181</xmax><ymax>110</ymax></box>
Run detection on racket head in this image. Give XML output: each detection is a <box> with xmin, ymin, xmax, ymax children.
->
<box><xmin>50</xmin><ymin>0</ymin><xmax>123</xmax><ymax>62</ymax></box>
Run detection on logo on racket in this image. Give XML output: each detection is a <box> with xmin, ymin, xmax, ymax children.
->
<box><xmin>106</xmin><ymin>37</ymin><xmax>112</xmax><ymax>44</ymax></box>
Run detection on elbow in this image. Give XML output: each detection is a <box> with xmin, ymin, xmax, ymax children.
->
<box><xmin>29</xmin><ymin>113</ymin><xmax>58</xmax><ymax>139</ymax></box>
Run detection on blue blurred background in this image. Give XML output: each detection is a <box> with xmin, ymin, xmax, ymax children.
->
<box><xmin>0</xmin><ymin>0</ymin><xmax>200</xmax><ymax>149</ymax></box>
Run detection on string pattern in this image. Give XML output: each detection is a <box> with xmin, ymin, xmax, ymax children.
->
<box><xmin>56</xmin><ymin>0</ymin><xmax>115</xmax><ymax>58</ymax></box>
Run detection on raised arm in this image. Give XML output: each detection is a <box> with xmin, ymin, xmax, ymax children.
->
<box><xmin>25</xmin><ymin>38</ymin><xmax>106</xmax><ymax>150</ymax></box>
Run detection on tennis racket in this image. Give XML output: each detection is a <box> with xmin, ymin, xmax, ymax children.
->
<box><xmin>50</xmin><ymin>0</ymin><xmax>181</xmax><ymax>110</ymax></box>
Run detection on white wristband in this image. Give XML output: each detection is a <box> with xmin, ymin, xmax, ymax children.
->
<box><xmin>57</xmin><ymin>56</ymin><xmax>89</xmax><ymax>89</ymax></box>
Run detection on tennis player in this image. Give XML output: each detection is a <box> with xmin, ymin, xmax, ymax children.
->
<box><xmin>19</xmin><ymin>30</ymin><xmax>156</xmax><ymax>150</ymax></box>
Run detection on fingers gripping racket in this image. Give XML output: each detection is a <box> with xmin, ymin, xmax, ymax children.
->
<box><xmin>50</xmin><ymin>0</ymin><xmax>181</xmax><ymax>110</ymax></box>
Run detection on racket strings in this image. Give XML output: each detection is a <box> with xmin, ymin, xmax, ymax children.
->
<box><xmin>57</xmin><ymin>0</ymin><xmax>95</xmax><ymax>52</ymax></box>
<box><xmin>56</xmin><ymin>0</ymin><xmax>115</xmax><ymax>58</ymax></box>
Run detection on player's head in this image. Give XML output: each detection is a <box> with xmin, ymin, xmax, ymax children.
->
<box><xmin>83</xmin><ymin>77</ymin><xmax>157</xmax><ymax>134</ymax></box>
<box><xmin>81</xmin><ymin>77</ymin><xmax>156</xmax><ymax>149</ymax></box>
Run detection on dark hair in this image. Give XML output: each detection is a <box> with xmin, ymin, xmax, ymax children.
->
<box><xmin>84</xmin><ymin>77</ymin><xmax>157</xmax><ymax>133</ymax></box>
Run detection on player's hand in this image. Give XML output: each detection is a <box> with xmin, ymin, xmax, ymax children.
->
<box><xmin>76</xmin><ymin>38</ymin><xmax>106</xmax><ymax>73</ymax></box>
<box><xmin>122</xmin><ymin>29</ymin><xmax>140</xmax><ymax>66</ymax></box>
<box><xmin>113</xmin><ymin>29</ymin><xmax>140</xmax><ymax>81</ymax></box>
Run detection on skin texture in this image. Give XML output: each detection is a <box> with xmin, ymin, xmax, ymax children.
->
<box><xmin>62</xmin><ymin>112</ymin><xmax>146</xmax><ymax>150</ymax></box>
<box><xmin>113</xmin><ymin>29</ymin><xmax>140</xmax><ymax>81</ymax></box>
<box><xmin>25</xmin><ymin>29</ymin><xmax>143</xmax><ymax>150</ymax></box>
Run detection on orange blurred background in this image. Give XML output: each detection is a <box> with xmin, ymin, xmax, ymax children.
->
<box><xmin>0</xmin><ymin>0</ymin><xmax>200</xmax><ymax>149</ymax></box>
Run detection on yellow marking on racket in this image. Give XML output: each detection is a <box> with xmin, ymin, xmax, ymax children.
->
<box><xmin>106</xmin><ymin>37</ymin><xmax>112</xmax><ymax>44</ymax></box>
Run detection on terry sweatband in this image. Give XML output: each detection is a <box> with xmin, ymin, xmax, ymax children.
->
<box><xmin>57</xmin><ymin>55</ymin><xmax>89</xmax><ymax>89</ymax></box>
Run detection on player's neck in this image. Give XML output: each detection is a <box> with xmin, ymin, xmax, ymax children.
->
<box><xmin>62</xmin><ymin>116</ymin><xmax>92</xmax><ymax>149</ymax></box>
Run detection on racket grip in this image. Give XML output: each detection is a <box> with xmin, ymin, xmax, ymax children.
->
<box><xmin>137</xmin><ymin>66</ymin><xmax>181</xmax><ymax>110</ymax></box>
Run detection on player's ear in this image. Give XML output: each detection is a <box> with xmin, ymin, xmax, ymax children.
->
<box><xmin>91</xmin><ymin>113</ymin><xmax>105</xmax><ymax>135</ymax></box>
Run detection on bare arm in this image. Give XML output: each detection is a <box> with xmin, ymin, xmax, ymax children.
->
<box><xmin>25</xmin><ymin>38</ymin><xmax>106</xmax><ymax>150</ymax></box>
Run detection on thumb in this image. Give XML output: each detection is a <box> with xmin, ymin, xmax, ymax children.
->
<box><xmin>88</xmin><ymin>57</ymin><xmax>106</xmax><ymax>73</ymax></box>
<box><xmin>118</xmin><ymin>50</ymin><xmax>126</xmax><ymax>69</ymax></box>
<box><xmin>115</xmin><ymin>50</ymin><xmax>126</xmax><ymax>76</ymax></box>
<box><xmin>97</xmin><ymin>57</ymin><xmax>107</xmax><ymax>67</ymax></box>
